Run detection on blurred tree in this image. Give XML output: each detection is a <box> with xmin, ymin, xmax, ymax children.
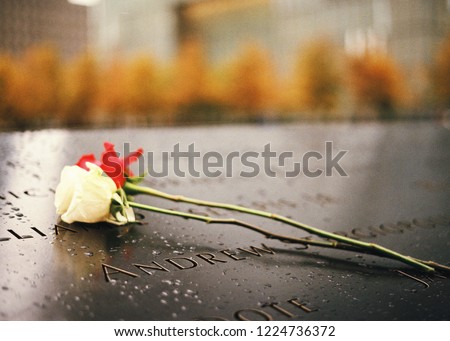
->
<box><xmin>278</xmin><ymin>76</ymin><xmax>300</xmax><ymax>119</ymax></box>
<box><xmin>347</xmin><ymin>50</ymin><xmax>407</xmax><ymax>120</ymax></box>
<box><xmin>61</xmin><ymin>51</ymin><xmax>99</xmax><ymax>127</ymax></box>
<box><xmin>227</xmin><ymin>43</ymin><xmax>278</xmax><ymax>120</ymax></box>
<box><xmin>5</xmin><ymin>44</ymin><xmax>61</xmax><ymax>128</ymax></box>
<box><xmin>171</xmin><ymin>39</ymin><xmax>216</xmax><ymax>119</ymax></box>
<box><xmin>97</xmin><ymin>57</ymin><xmax>127</xmax><ymax>124</ymax></box>
<box><xmin>431</xmin><ymin>35</ymin><xmax>450</xmax><ymax>109</ymax></box>
<box><xmin>125</xmin><ymin>54</ymin><xmax>162</xmax><ymax>121</ymax></box>
<box><xmin>0</xmin><ymin>54</ymin><xmax>15</xmax><ymax>127</ymax></box>
<box><xmin>293</xmin><ymin>39</ymin><xmax>343</xmax><ymax>118</ymax></box>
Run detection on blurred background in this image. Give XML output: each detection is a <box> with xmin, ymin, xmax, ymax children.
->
<box><xmin>0</xmin><ymin>0</ymin><xmax>449</xmax><ymax>130</ymax></box>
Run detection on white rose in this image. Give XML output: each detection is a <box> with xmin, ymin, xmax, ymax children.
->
<box><xmin>55</xmin><ymin>163</ymin><xmax>117</xmax><ymax>224</ymax></box>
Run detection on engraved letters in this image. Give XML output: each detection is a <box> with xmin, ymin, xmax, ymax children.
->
<box><xmin>197</xmin><ymin>297</ymin><xmax>316</xmax><ymax>321</ymax></box>
<box><xmin>0</xmin><ymin>227</ymin><xmax>47</xmax><ymax>242</ymax></box>
<box><xmin>101</xmin><ymin>244</ymin><xmax>275</xmax><ymax>282</ymax></box>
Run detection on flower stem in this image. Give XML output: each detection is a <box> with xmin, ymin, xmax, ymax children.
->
<box><xmin>130</xmin><ymin>201</ymin><xmax>335</xmax><ymax>247</ymax></box>
<box><xmin>129</xmin><ymin>202</ymin><xmax>376</xmax><ymax>253</ymax></box>
<box><xmin>124</xmin><ymin>182</ymin><xmax>437</xmax><ymax>273</ymax></box>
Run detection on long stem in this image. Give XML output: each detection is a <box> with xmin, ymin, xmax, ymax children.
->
<box><xmin>129</xmin><ymin>201</ymin><xmax>338</xmax><ymax>249</ymax></box>
<box><xmin>128</xmin><ymin>201</ymin><xmax>420</xmax><ymax>260</ymax></box>
<box><xmin>125</xmin><ymin>185</ymin><xmax>437</xmax><ymax>273</ymax></box>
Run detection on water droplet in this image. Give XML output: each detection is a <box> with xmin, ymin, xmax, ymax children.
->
<box><xmin>185</xmin><ymin>289</ymin><xmax>196</xmax><ymax>297</ymax></box>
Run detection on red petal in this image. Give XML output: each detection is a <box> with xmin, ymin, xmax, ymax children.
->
<box><xmin>75</xmin><ymin>142</ymin><xmax>143</xmax><ymax>188</ymax></box>
<box><xmin>100</xmin><ymin>164</ymin><xmax>125</xmax><ymax>187</ymax></box>
<box><xmin>103</xmin><ymin>142</ymin><xmax>116</xmax><ymax>152</ymax></box>
<box><xmin>76</xmin><ymin>154</ymin><xmax>101</xmax><ymax>171</ymax></box>
<box><xmin>124</xmin><ymin>148</ymin><xmax>144</xmax><ymax>166</ymax></box>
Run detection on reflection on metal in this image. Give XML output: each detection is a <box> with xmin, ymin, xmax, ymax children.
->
<box><xmin>0</xmin><ymin>123</ymin><xmax>449</xmax><ymax>320</ymax></box>
<box><xmin>396</xmin><ymin>270</ymin><xmax>430</xmax><ymax>289</ymax></box>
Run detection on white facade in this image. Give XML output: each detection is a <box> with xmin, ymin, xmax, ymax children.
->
<box><xmin>89</xmin><ymin>0</ymin><xmax>188</xmax><ymax>61</ymax></box>
<box><xmin>89</xmin><ymin>0</ymin><xmax>450</xmax><ymax>70</ymax></box>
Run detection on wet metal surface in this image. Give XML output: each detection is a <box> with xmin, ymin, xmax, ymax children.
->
<box><xmin>0</xmin><ymin>121</ymin><xmax>449</xmax><ymax>320</ymax></box>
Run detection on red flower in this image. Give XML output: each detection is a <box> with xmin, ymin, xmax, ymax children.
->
<box><xmin>76</xmin><ymin>142</ymin><xmax>143</xmax><ymax>188</ymax></box>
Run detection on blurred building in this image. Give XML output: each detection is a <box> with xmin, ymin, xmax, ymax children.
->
<box><xmin>1</xmin><ymin>0</ymin><xmax>448</xmax><ymax>70</ymax></box>
<box><xmin>89</xmin><ymin>0</ymin><xmax>182</xmax><ymax>61</ymax></box>
<box><xmin>90</xmin><ymin>0</ymin><xmax>450</xmax><ymax>72</ymax></box>
<box><xmin>0</xmin><ymin>0</ymin><xmax>88</xmax><ymax>59</ymax></box>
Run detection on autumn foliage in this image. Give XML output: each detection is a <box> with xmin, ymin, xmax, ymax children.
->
<box><xmin>0</xmin><ymin>55</ymin><xmax>15</xmax><ymax>122</ymax></box>
<box><xmin>226</xmin><ymin>43</ymin><xmax>278</xmax><ymax>119</ymax></box>
<box><xmin>430</xmin><ymin>35</ymin><xmax>450</xmax><ymax>108</ymax></box>
<box><xmin>346</xmin><ymin>50</ymin><xmax>407</xmax><ymax>119</ymax></box>
<box><xmin>172</xmin><ymin>40</ymin><xmax>208</xmax><ymax>107</ymax></box>
<box><xmin>0</xmin><ymin>45</ymin><xmax>61</xmax><ymax>128</ymax></box>
<box><xmin>97</xmin><ymin>57</ymin><xmax>127</xmax><ymax>118</ymax></box>
<box><xmin>60</xmin><ymin>51</ymin><xmax>99</xmax><ymax>127</ymax></box>
<box><xmin>0</xmin><ymin>37</ymin><xmax>448</xmax><ymax>129</ymax></box>
<box><xmin>292</xmin><ymin>39</ymin><xmax>343</xmax><ymax>117</ymax></box>
<box><xmin>125</xmin><ymin>54</ymin><xmax>162</xmax><ymax>117</ymax></box>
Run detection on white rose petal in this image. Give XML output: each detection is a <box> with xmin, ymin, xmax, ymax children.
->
<box><xmin>54</xmin><ymin>165</ymin><xmax>87</xmax><ymax>215</ymax></box>
<box><xmin>54</xmin><ymin>163</ymin><xmax>117</xmax><ymax>224</ymax></box>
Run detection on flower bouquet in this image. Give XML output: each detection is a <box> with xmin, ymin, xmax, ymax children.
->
<box><xmin>55</xmin><ymin>142</ymin><xmax>449</xmax><ymax>274</ymax></box>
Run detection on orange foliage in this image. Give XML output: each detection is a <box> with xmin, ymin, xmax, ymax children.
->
<box><xmin>226</xmin><ymin>43</ymin><xmax>278</xmax><ymax>117</ymax></box>
<box><xmin>5</xmin><ymin>45</ymin><xmax>61</xmax><ymax>127</ymax></box>
<box><xmin>3</xmin><ymin>36</ymin><xmax>449</xmax><ymax>129</ymax></box>
<box><xmin>431</xmin><ymin>35</ymin><xmax>450</xmax><ymax>108</ymax></box>
<box><xmin>125</xmin><ymin>54</ymin><xmax>162</xmax><ymax>116</ymax></box>
<box><xmin>347</xmin><ymin>50</ymin><xmax>407</xmax><ymax>119</ymax></box>
<box><xmin>171</xmin><ymin>39</ymin><xmax>213</xmax><ymax>111</ymax></box>
<box><xmin>293</xmin><ymin>39</ymin><xmax>342</xmax><ymax>115</ymax></box>
<box><xmin>0</xmin><ymin>54</ymin><xmax>15</xmax><ymax>120</ymax></box>
<box><xmin>61</xmin><ymin>52</ymin><xmax>99</xmax><ymax>126</ymax></box>
<box><xmin>98</xmin><ymin>57</ymin><xmax>127</xmax><ymax>116</ymax></box>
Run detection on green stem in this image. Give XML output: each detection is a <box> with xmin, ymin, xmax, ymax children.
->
<box><xmin>129</xmin><ymin>201</ymin><xmax>344</xmax><ymax>249</ymax></box>
<box><xmin>124</xmin><ymin>182</ymin><xmax>436</xmax><ymax>273</ymax></box>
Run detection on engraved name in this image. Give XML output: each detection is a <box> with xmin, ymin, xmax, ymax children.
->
<box><xmin>101</xmin><ymin>243</ymin><xmax>275</xmax><ymax>282</ymax></box>
<box><xmin>196</xmin><ymin>297</ymin><xmax>317</xmax><ymax>321</ymax></box>
<box><xmin>332</xmin><ymin>215</ymin><xmax>448</xmax><ymax>240</ymax></box>
<box><xmin>0</xmin><ymin>226</ymin><xmax>47</xmax><ymax>242</ymax></box>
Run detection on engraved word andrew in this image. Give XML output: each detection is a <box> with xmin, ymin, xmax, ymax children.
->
<box><xmin>102</xmin><ymin>243</ymin><xmax>276</xmax><ymax>283</ymax></box>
